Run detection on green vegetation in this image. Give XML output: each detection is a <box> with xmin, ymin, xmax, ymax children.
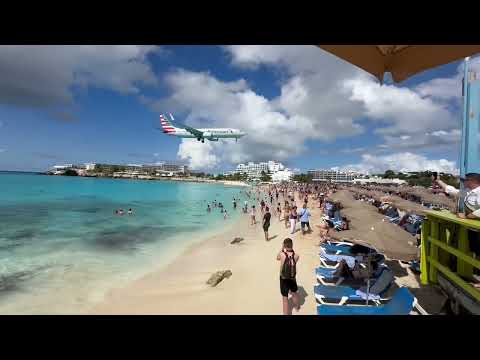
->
<box><xmin>293</xmin><ymin>173</ymin><xmax>313</xmax><ymax>183</ymax></box>
<box><xmin>260</xmin><ymin>170</ymin><xmax>272</xmax><ymax>182</ymax></box>
<box><xmin>64</xmin><ymin>169</ymin><xmax>78</xmax><ymax>176</ymax></box>
<box><xmin>215</xmin><ymin>172</ymin><xmax>249</xmax><ymax>181</ymax></box>
<box><xmin>380</xmin><ymin>170</ymin><xmax>459</xmax><ymax>188</ymax></box>
<box><xmin>94</xmin><ymin>164</ymin><xmax>127</xmax><ymax>175</ymax></box>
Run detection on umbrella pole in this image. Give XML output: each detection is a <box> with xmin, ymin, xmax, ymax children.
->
<box><xmin>366</xmin><ymin>253</ymin><xmax>371</xmax><ymax>305</ymax></box>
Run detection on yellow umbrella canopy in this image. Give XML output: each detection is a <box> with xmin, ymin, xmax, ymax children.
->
<box><xmin>317</xmin><ymin>45</ymin><xmax>480</xmax><ymax>83</ymax></box>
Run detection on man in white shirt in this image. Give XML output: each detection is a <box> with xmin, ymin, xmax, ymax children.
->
<box><xmin>436</xmin><ymin>173</ymin><xmax>480</xmax><ymax>288</ymax></box>
<box><xmin>436</xmin><ymin>173</ymin><xmax>480</xmax><ymax>219</ymax></box>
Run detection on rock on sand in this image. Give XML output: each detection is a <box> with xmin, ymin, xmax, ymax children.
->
<box><xmin>206</xmin><ymin>270</ymin><xmax>233</xmax><ymax>287</ymax></box>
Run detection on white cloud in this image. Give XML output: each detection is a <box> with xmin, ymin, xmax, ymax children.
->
<box><xmin>225</xmin><ymin>45</ymin><xmax>463</xmax><ymax>151</ymax></box>
<box><xmin>0</xmin><ymin>45</ymin><xmax>161</xmax><ymax>109</ymax></box>
<box><xmin>177</xmin><ymin>139</ymin><xmax>220</xmax><ymax>170</ymax></box>
<box><xmin>143</xmin><ymin>46</ymin><xmax>467</xmax><ymax>170</ymax></box>
<box><xmin>382</xmin><ymin>129</ymin><xmax>461</xmax><ymax>150</ymax></box>
<box><xmin>339</xmin><ymin>152</ymin><xmax>458</xmax><ymax>175</ymax></box>
<box><xmin>150</xmin><ymin>46</ymin><xmax>370</xmax><ymax>169</ymax></box>
<box><xmin>342</xmin><ymin>74</ymin><xmax>458</xmax><ymax>136</ymax></box>
<box><xmin>415</xmin><ymin>77</ymin><xmax>461</xmax><ymax>100</ymax></box>
<box><xmin>155</xmin><ymin>68</ymin><xmax>349</xmax><ymax>168</ymax></box>
<box><xmin>339</xmin><ymin>147</ymin><xmax>367</xmax><ymax>154</ymax></box>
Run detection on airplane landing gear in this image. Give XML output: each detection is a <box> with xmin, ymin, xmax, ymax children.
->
<box><xmin>201</xmin><ymin>139</ymin><xmax>205</xmax><ymax>143</ymax></box>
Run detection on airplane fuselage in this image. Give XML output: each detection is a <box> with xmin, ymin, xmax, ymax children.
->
<box><xmin>159</xmin><ymin>113</ymin><xmax>246</xmax><ymax>142</ymax></box>
<box><xmin>166</xmin><ymin>128</ymin><xmax>244</xmax><ymax>141</ymax></box>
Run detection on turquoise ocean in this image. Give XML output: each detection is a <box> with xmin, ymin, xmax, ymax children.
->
<box><xmin>0</xmin><ymin>172</ymin><xmax>245</xmax><ymax>314</ymax></box>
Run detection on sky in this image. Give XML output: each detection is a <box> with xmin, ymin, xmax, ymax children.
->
<box><xmin>0</xmin><ymin>45</ymin><xmax>477</xmax><ymax>174</ymax></box>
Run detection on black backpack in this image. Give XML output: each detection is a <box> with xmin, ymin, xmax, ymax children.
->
<box><xmin>281</xmin><ymin>250</ymin><xmax>297</xmax><ymax>279</ymax></box>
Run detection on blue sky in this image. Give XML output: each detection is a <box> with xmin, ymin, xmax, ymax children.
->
<box><xmin>0</xmin><ymin>45</ymin><xmax>471</xmax><ymax>174</ymax></box>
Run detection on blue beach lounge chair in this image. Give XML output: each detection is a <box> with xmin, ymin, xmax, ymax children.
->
<box><xmin>321</xmin><ymin>243</ymin><xmax>355</xmax><ymax>255</ymax></box>
<box><xmin>316</xmin><ymin>287</ymin><xmax>420</xmax><ymax>315</ymax></box>
<box><xmin>319</xmin><ymin>251</ymin><xmax>385</xmax><ymax>269</ymax></box>
<box><xmin>319</xmin><ymin>253</ymin><xmax>358</xmax><ymax>268</ymax></box>
<box><xmin>315</xmin><ymin>262</ymin><xmax>387</xmax><ymax>285</ymax></box>
<box><xmin>314</xmin><ymin>268</ymin><xmax>394</xmax><ymax>304</ymax></box>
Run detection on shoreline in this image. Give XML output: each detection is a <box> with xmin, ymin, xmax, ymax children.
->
<box><xmin>90</xmin><ymin>194</ymin><xmax>321</xmax><ymax>315</ymax></box>
<box><xmin>0</xmin><ymin>206</ymin><xmax>246</xmax><ymax>315</ymax></box>
<box><xmin>42</xmin><ymin>173</ymin><xmax>250</xmax><ymax>187</ymax></box>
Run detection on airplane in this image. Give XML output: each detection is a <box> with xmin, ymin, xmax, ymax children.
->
<box><xmin>158</xmin><ymin>113</ymin><xmax>246</xmax><ymax>143</ymax></box>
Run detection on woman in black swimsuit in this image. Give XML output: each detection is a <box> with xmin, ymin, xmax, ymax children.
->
<box><xmin>263</xmin><ymin>206</ymin><xmax>271</xmax><ymax>241</ymax></box>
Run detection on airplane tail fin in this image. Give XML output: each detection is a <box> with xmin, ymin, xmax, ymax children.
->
<box><xmin>159</xmin><ymin>114</ymin><xmax>177</xmax><ymax>133</ymax></box>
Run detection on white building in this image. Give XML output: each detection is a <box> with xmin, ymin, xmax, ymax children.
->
<box><xmin>352</xmin><ymin>177</ymin><xmax>407</xmax><ymax>185</ymax></box>
<box><xmin>267</xmin><ymin>161</ymin><xmax>284</xmax><ymax>173</ymax></box>
<box><xmin>308</xmin><ymin>169</ymin><xmax>362</xmax><ymax>183</ymax></box>
<box><xmin>235</xmin><ymin>161</ymin><xmax>286</xmax><ymax>179</ymax></box>
<box><xmin>271</xmin><ymin>169</ymin><xmax>293</xmax><ymax>183</ymax></box>
<box><xmin>85</xmin><ymin>163</ymin><xmax>96</xmax><ymax>171</ymax></box>
<box><xmin>53</xmin><ymin>164</ymin><xmax>73</xmax><ymax>170</ymax></box>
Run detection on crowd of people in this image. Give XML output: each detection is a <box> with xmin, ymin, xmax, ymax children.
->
<box><xmin>351</xmin><ymin>191</ymin><xmax>424</xmax><ymax>245</ymax></box>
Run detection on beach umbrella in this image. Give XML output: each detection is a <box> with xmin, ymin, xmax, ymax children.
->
<box><xmin>317</xmin><ymin>45</ymin><xmax>480</xmax><ymax>83</ymax></box>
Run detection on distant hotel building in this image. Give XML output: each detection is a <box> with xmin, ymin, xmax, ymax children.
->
<box><xmin>50</xmin><ymin>162</ymin><xmax>187</xmax><ymax>176</ymax></box>
<box><xmin>234</xmin><ymin>161</ymin><xmax>292</xmax><ymax>182</ymax></box>
<box><xmin>308</xmin><ymin>169</ymin><xmax>361</xmax><ymax>183</ymax></box>
<box><xmin>126</xmin><ymin>163</ymin><xmax>188</xmax><ymax>175</ymax></box>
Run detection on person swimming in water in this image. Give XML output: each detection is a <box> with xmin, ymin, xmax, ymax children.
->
<box><xmin>128</xmin><ymin>208</ymin><xmax>133</xmax><ymax>215</ymax></box>
<box><xmin>207</xmin><ymin>204</ymin><xmax>211</xmax><ymax>212</ymax></box>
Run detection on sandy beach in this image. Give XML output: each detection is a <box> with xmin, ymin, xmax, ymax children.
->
<box><xmin>91</xmin><ymin>195</ymin><xmax>320</xmax><ymax>315</ymax></box>
<box><xmin>90</xmin><ymin>189</ymin><xmax>446</xmax><ymax>315</ymax></box>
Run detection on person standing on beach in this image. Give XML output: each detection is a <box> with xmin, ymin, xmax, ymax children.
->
<box><xmin>250</xmin><ymin>205</ymin><xmax>257</xmax><ymax>225</ymax></box>
<box><xmin>298</xmin><ymin>203</ymin><xmax>312</xmax><ymax>235</ymax></box>
<box><xmin>263</xmin><ymin>206</ymin><xmax>271</xmax><ymax>241</ymax></box>
<box><xmin>277</xmin><ymin>238</ymin><xmax>300</xmax><ymax>315</ymax></box>
<box><xmin>277</xmin><ymin>202</ymin><xmax>282</xmax><ymax>222</ymax></box>
<box><xmin>289</xmin><ymin>206</ymin><xmax>298</xmax><ymax>234</ymax></box>
<box><xmin>284</xmin><ymin>201</ymin><xmax>291</xmax><ymax>229</ymax></box>
<box><xmin>260</xmin><ymin>199</ymin><xmax>266</xmax><ymax>214</ymax></box>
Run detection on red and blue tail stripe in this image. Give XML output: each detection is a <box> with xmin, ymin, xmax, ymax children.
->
<box><xmin>160</xmin><ymin>114</ymin><xmax>176</xmax><ymax>134</ymax></box>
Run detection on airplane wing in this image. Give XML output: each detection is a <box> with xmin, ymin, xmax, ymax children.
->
<box><xmin>168</xmin><ymin>113</ymin><xmax>204</xmax><ymax>138</ymax></box>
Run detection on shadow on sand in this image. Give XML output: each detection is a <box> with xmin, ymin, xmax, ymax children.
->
<box><xmin>288</xmin><ymin>286</ymin><xmax>308</xmax><ymax>314</ymax></box>
<box><xmin>384</xmin><ymin>260</ymin><xmax>409</xmax><ymax>278</ymax></box>
<box><xmin>268</xmin><ymin>235</ymin><xmax>279</xmax><ymax>241</ymax></box>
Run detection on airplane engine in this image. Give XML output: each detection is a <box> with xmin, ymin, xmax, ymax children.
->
<box><xmin>209</xmin><ymin>138</ymin><xmax>219</xmax><ymax>141</ymax></box>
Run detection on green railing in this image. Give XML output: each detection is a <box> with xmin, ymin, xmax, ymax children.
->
<box><xmin>421</xmin><ymin>210</ymin><xmax>480</xmax><ymax>302</ymax></box>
